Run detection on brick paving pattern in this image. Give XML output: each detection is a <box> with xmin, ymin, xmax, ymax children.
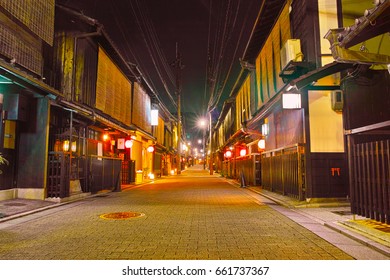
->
<box><xmin>0</xmin><ymin>169</ymin><xmax>354</xmax><ymax>260</ymax></box>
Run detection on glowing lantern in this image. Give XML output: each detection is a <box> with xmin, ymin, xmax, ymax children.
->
<box><xmin>225</xmin><ymin>150</ymin><xmax>232</xmax><ymax>158</ymax></box>
<box><xmin>282</xmin><ymin>93</ymin><xmax>301</xmax><ymax>109</ymax></box>
<box><xmin>239</xmin><ymin>148</ymin><xmax>247</xmax><ymax>157</ymax></box>
<box><xmin>258</xmin><ymin>139</ymin><xmax>265</xmax><ymax>150</ymax></box>
<box><xmin>125</xmin><ymin>139</ymin><xmax>133</xmax><ymax>149</ymax></box>
<box><xmin>147</xmin><ymin>145</ymin><xmax>155</xmax><ymax>153</ymax></box>
<box><xmin>151</xmin><ymin>109</ymin><xmax>158</xmax><ymax>126</ymax></box>
<box><xmin>63</xmin><ymin>140</ymin><xmax>70</xmax><ymax>152</ymax></box>
<box><xmin>71</xmin><ymin>141</ymin><xmax>77</xmax><ymax>152</ymax></box>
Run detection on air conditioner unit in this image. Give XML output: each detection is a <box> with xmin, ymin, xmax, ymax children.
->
<box><xmin>331</xmin><ymin>90</ymin><xmax>343</xmax><ymax>112</ymax></box>
<box><xmin>280</xmin><ymin>39</ymin><xmax>302</xmax><ymax>70</ymax></box>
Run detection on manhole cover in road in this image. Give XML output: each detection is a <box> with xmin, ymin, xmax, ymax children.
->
<box><xmin>99</xmin><ymin>212</ymin><xmax>145</xmax><ymax>220</ymax></box>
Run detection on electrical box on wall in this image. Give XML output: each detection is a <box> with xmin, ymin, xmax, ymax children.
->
<box><xmin>280</xmin><ymin>39</ymin><xmax>302</xmax><ymax>70</ymax></box>
<box><xmin>331</xmin><ymin>90</ymin><xmax>343</xmax><ymax>112</ymax></box>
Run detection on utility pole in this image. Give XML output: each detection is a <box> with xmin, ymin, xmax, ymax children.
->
<box><xmin>209</xmin><ymin>111</ymin><xmax>213</xmax><ymax>175</ymax></box>
<box><xmin>174</xmin><ymin>42</ymin><xmax>183</xmax><ymax>174</ymax></box>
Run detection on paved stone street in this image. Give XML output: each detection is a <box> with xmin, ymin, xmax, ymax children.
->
<box><xmin>0</xmin><ymin>168</ymin><xmax>355</xmax><ymax>260</ymax></box>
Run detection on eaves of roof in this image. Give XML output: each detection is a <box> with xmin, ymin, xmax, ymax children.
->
<box><xmin>55</xmin><ymin>4</ymin><xmax>159</xmax><ymax>99</ymax></box>
<box><xmin>338</xmin><ymin>0</ymin><xmax>390</xmax><ymax>49</ymax></box>
<box><xmin>0</xmin><ymin>59</ymin><xmax>62</xmax><ymax>99</ymax></box>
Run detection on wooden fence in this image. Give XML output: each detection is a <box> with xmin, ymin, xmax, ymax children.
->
<box><xmin>47</xmin><ymin>152</ymin><xmax>122</xmax><ymax>198</ymax></box>
<box><xmin>261</xmin><ymin>144</ymin><xmax>305</xmax><ymax>200</ymax></box>
<box><xmin>350</xmin><ymin>140</ymin><xmax>389</xmax><ymax>224</ymax></box>
<box><xmin>47</xmin><ymin>152</ymin><xmax>69</xmax><ymax>198</ymax></box>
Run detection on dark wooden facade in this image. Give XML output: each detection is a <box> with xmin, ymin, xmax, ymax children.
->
<box><xmin>344</xmin><ymin>69</ymin><xmax>390</xmax><ymax>223</ymax></box>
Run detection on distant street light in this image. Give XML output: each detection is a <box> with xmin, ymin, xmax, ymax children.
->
<box><xmin>199</xmin><ymin>119</ymin><xmax>207</xmax><ymax>127</ymax></box>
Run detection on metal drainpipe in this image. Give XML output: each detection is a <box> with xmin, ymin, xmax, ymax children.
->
<box><xmin>69</xmin><ymin>28</ymin><xmax>102</xmax><ymax>193</ymax></box>
<box><xmin>72</xmin><ymin>27</ymin><xmax>102</xmax><ymax>102</ymax></box>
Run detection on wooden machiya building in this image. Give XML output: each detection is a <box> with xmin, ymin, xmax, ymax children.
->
<box><xmin>47</xmin><ymin>4</ymin><xmax>170</xmax><ymax>199</ymax></box>
<box><xmin>0</xmin><ymin>2</ymin><xmax>175</xmax><ymax>202</ymax></box>
<box><xmin>0</xmin><ymin>0</ymin><xmax>59</xmax><ymax>201</ymax></box>
<box><xmin>213</xmin><ymin>0</ymin><xmax>389</xmax><ymax>223</ymax></box>
<box><xmin>325</xmin><ymin>1</ymin><xmax>390</xmax><ymax>224</ymax></box>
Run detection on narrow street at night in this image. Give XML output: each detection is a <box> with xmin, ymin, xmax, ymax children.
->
<box><xmin>0</xmin><ymin>166</ymin><xmax>387</xmax><ymax>261</ymax></box>
<box><xmin>0</xmin><ymin>1</ymin><xmax>389</xmax><ymax>279</ymax></box>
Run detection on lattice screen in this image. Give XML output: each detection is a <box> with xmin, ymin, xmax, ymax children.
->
<box><xmin>0</xmin><ymin>0</ymin><xmax>54</xmax><ymax>45</ymax></box>
<box><xmin>0</xmin><ymin>23</ymin><xmax>42</xmax><ymax>75</ymax></box>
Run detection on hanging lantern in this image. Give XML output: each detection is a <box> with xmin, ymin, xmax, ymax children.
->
<box><xmin>71</xmin><ymin>141</ymin><xmax>77</xmax><ymax>152</ymax></box>
<box><xmin>225</xmin><ymin>150</ymin><xmax>232</xmax><ymax>158</ymax></box>
<box><xmin>63</xmin><ymin>140</ymin><xmax>70</xmax><ymax>152</ymax></box>
<box><xmin>239</xmin><ymin>148</ymin><xmax>247</xmax><ymax>157</ymax></box>
<box><xmin>125</xmin><ymin>139</ymin><xmax>133</xmax><ymax>149</ymax></box>
<box><xmin>258</xmin><ymin>139</ymin><xmax>265</xmax><ymax>150</ymax></box>
<box><xmin>147</xmin><ymin>145</ymin><xmax>155</xmax><ymax>153</ymax></box>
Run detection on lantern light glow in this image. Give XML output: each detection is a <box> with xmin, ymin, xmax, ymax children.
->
<box><xmin>258</xmin><ymin>139</ymin><xmax>266</xmax><ymax>150</ymax></box>
<box><xmin>147</xmin><ymin>145</ymin><xmax>155</xmax><ymax>153</ymax></box>
<box><xmin>71</xmin><ymin>141</ymin><xmax>77</xmax><ymax>152</ymax></box>
<box><xmin>125</xmin><ymin>139</ymin><xmax>133</xmax><ymax>149</ymax></box>
<box><xmin>63</xmin><ymin>140</ymin><xmax>70</xmax><ymax>152</ymax></box>
<box><xmin>262</xmin><ymin>123</ymin><xmax>269</xmax><ymax>136</ymax></box>
<box><xmin>282</xmin><ymin>93</ymin><xmax>301</xmax><ymax>109</ymax></box>
<box><xmin>151</xmin><ymin>109</ymin><xmax>159</xmax><ymax>126</ymax></box>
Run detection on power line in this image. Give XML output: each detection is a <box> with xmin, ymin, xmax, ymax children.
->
<box><xmin>129</xmin><ymin>0</ymin><xmax>177</xmax><ymax>108</ymax></box>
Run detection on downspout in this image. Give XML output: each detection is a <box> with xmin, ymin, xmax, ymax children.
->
<box><xmin>72</xmin><ymin>26</ymin><xmax>103</xmax><ymax>102</ymax></box>
<box><xmin>70</xmin><ymin>26</ymin><xmax>102</xmax><ymax>194</ymax></box>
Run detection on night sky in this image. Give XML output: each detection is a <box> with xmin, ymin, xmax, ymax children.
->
<box><xmin>57</xmin><ymin>0</ymin><xmax>261</xmax><ymax>131</ymax></box>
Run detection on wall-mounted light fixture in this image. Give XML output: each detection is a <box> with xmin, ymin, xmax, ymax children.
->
<box><xmin>147</xmin><ymin>145</ymin><xmax>155</xmax><ymax>153</ymax></box>
<box><xmin>225</xmin><ymin>150</ymin><xmax>232</xmax><ymax>158</ymax></box>
<box><xmin>258</xmin><ymin>139</ymin><xmax>265</xmax><ymax>150</ymax></box>
<box><xmin>125</xmin><ymin>139</ymin><xmax>133</xmax><ymax>149</ymax></box>
<box><xmin>261</xmin><ymin>123</ymin><xmax>269</xmax><ymax>136</ymax></box>
<box><xmin>282</xmin><ymin>93</ymin><xmax>301</xmax><ymax>109</ymax></box>
<box><xmin>151</xmin><ymin>109</ymin><xmax>159</xmax><ymax>126</ymax></box>
<box><xmin>71</xmin><ymin>141</ymin><xmax>77</xmax><ymax>153</ymax></box>
<box><xmin>63</xmin><ymin>140</ymin><xmax>70</xmax><ymax>152</ymax></box>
